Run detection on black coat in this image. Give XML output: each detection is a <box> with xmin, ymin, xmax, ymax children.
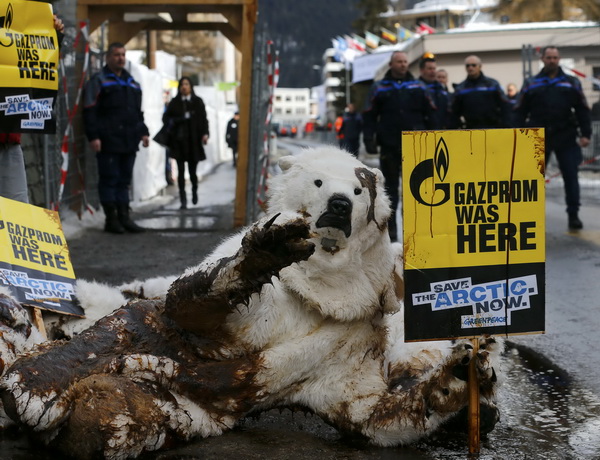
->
<box><xmin>83</xmin><ymin>66</ymin><xmax>149</xmax><ymax>153</ymax></box>
<box><xmin>451</xmin><ymin>72</ymin><xmax>510</xmax><ymax>129</ymax></box>
<box><xmin>362</xmin><ymin>70</ymin><xmax>435</xmax><ymax>148</ymax></box>
<box><xmin>226</xmin><ymin>117</ymin><xmax>239</xmax><ymax>148</ymax></box>
<box><xmin>163</xmin><ymin>94</ymin><xmax>209</xmax><ymax>163</ymax></box>
<box><xmin>516</xmin><ymin>67</ymin><xmax>591</xmax><ymax>148</ymax></box>
<box><xmin>339</xmin><ymin>112</ymin><xmax>363</xmax><ymax>142</ymax></box>
<box><xmin>419</xmin><ymin>77</ymin><xmax>451</xmax><ymax>129</ymax></box>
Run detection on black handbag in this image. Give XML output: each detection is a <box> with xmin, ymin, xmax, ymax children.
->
<box><xmin>153</xmin><ymin>122</ymin><xmax>172</xmax><ymax>147</ymax></box>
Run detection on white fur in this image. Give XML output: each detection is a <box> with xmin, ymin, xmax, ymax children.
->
<box><xmin>0</xmin><ymin>147</ymin><xmax>503</xmax><ymax>456</ymax></box>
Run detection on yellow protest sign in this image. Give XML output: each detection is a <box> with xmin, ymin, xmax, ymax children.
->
<box><xmin>0</xmin><ymin>0</ymin><xmax>59</xmax><ymax>132</ymax></box>
<box><xmin>402</xmin><ymin>129</ymin><xmax>545</xmax><ymax>341</ymax></box>
<box><xmin>0</xmin><ymin>197</ymin><xmax>83</xmax><ymax>316</ymax></box>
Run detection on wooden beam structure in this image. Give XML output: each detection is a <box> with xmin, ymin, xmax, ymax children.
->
<box><xmin>77</xmin><ymin>0</ymin><xmax>258</xmax><ymax>227</ymax></box>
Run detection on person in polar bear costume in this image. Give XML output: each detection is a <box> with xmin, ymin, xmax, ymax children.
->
<box><xmin>0</xmin><ymin>147</ymin><xmax>502</xmax><ymax>459</ymax></box>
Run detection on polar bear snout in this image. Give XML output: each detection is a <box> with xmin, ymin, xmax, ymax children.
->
<box><xmin>315</xmin><ymin>194</ymin><xmax>353</xmax><ymax>238</ymax></box>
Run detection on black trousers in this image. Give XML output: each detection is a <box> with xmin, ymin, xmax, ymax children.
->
<box><xmin>379</xmin><ymin>144</ymin><xmax>402</xmax><ymax>235</ymax></box>
<box><xmin>176</xmin><ymin>159</ymin><xmax>199</xmax><ymax>195</ymax></box>
<box><xmin>96</xmin><ymin>151</ymin><xmax>136</xmax><ymax>204</ymax></box>
<box><xmin>547</xmin><ymin>139</ymin><xmax>582</xmax><ymax>214</ymax></box>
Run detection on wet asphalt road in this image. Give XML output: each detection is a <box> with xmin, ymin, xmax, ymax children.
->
<box><xmin>3</xmin><ymin>143</ymin><xmax>600</xmax><ymax>459</ymax></box>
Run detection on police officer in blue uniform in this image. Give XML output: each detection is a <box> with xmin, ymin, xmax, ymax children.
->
<box><xmin>451</xmin><ymin>55</ymin><xmax>510</xmax><ymax>129</ymax></box>
<box><xmin>516</xmin><ymin>46</ymin><xmax>591</xmax><ymax>230</ymax></box>
<box><xmin>84</xmin><ymin>42</ymin><xmax>149</xmax><ymax>234</ymax></box>
<box><xmin>362</xmin><ymin>51</ymin><xmax>435</xmax><ymax>242</ymax></box>
<box><xmin>418</xmin><ymin>56</ymin><xmax>451</xmax><ymax>129</ymax></box>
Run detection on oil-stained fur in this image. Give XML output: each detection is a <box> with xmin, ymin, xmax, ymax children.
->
<box><xmin>0</xmin><ymin>147</ymin><xmax>503</xmax><ymax>459</ymax></box>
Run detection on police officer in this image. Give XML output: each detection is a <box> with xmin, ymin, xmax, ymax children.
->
<box><xmin>363</xmin><ymin>51</ymin><xmax>435</xmax><ymax>242</ymax></box>
<box><xmin>419</xmin><ymin>56</ymin><xmax>451</xmax><ymax>129</ymax></box>
<box><xmin>451</xmin><ymin>55</ymin><xmax>510</xmax><ymax>129</ymax></box>
<box><xmin>506</xmin><ymin>82</ymin><xmax>519</xmax><ymax>127</ymax></box>
<box><xmin>436</xmin><ymin>68</ymin><xmax>450</xmax><ymax>93</ymax></box>
<box><xmin>84</xmin><ymin>42</ymin><xmax>149</xmax><ymax>234</ymax></box>
<box><xmin>516</xmin><ymin>46</ymin><xmax>591</xmax><ymax>230</ymax></box>
<box><xmin>338</xmin><ymin>103</ymin><xmax>363</xmax><ymax>157</ymax></box>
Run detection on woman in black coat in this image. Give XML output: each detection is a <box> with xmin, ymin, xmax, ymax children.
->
<box><xmin>164</xmin><ymin>77</ymin><xmax>210</xmax><ymax>209</ymax></box>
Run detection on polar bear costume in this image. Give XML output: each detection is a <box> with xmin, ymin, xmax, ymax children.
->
<box><xmin>0</xmin><ymin>147</ymin><xmax>502</xmax><ymax>459</ymax></box>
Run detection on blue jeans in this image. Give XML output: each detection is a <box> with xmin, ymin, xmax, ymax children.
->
<box><xmin>547</xmin><ymin>140</ymin><xmax>582</xmax><ymax>214</ymax></box>
<box><xmin>96</xmin><ymin>151</ymin><xmax>136</xmax><ymax>204</ymax></box>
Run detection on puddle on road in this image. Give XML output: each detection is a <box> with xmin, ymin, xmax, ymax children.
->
<box><xmin>2</xmin><ymin>344</ymin><xmax>600</xmax><ymax>459</ymax></box>
<box><xmin>467</xmin><ymin>343</ymin><xmax>600</xmax><ymax>460</ymax></box>
<box><xmin>136</xmin><ymin>212</ymin><xmax>217</xmax><ymax>231</ymax></box>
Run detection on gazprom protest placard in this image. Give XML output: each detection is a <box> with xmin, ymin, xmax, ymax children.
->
<box><xmin>0</xmin><ymin>197</ymin><xmax>83</xmax><ymax>316</ymax></box>
<box><xmin>402</xmin><ymin>129</ymin><xmax>545</xmax><ymax>341</ymax></box>
<box><xmin>0</xmin><ymin>0</ymin><xmax>59</xmax><ymax>133</ymax></box>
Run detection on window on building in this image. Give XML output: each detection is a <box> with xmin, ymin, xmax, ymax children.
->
<box><xmin>286</xmin><ymin>108</ymin><xmax>293</xmax><ymax>114</ymax></box>
<box><xmin>285</xmin><ymin>96</ymin><xmax>292</xmax><ymax>102</ymax></box>
<box><xmin>296</xmin><ymin>108</ymin><xmax>306</xmax><ymax>114</ymax></box>
<box><xmin>593</xmin><ymin>66</ymin><xmax>600</xmax><ymax>91</ymax></box>
<box><xmin>274</xmin><ymin>108</ymin><xmax>282</xmax><ymax>114</ymax></box>
<box><xmin>275</xmin><ymin>95</ymin><xmax>282</xmax><ymax>102</ymax></box>
<box><xmin>296</xmin><ymin>95</ymin><xmax>305</xmax><ymax>102</ymax></box>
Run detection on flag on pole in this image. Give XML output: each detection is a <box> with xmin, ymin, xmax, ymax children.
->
<box><xmin>416</xmin><ymin>22</ymin><xmax>436</xmax><ymax>35</ymax></box>
<box><xmin>345</xmin><ymin>35</ymin><xmax>365</xmax><ymax>53</ymax></box>
<box><xmin>352</xmin><ymin>34</ymin><xmax>368</xmax><ymax>52</ymax></box>
<box><xmin>331</xmin><ymin>36</ymin><xmax>346</xmax><ymax>62</ymax></box>
<box><xmin>365</xmin><ymin>31</ymin><xmax>380</xmax><ymax>49</ymax></box>
<box><xmin>380</xmin><ymin>27</ymin><xmax>397</xmax><ymax>43</ymax></box>
<box><xmin>397</xmin><ymin>25</ymin><xmax>414</xmax><ymax>41</ymax></box>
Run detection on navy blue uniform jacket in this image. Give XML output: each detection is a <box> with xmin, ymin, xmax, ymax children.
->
<box><xmin>516</xmin><ymin>67</ymin><xmax>591</xmax><ymax>147</ymax></box>
<box><xmin>363</xmin><ymin>70</ymin><xmax>435</xmax><ymax>148</ymax></box>
<box><xmin>83</xmin><ymin>66</ymin><xmax>149</xmax><ymax>153</ymax></box>
<box><xmin>451</xmin><ymin>72</ymin><xmax>510</xmax><ymax>129</ymax></box>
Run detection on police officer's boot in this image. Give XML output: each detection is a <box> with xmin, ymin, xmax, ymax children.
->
<box><xmin>116</xmin><ymin>203</ymin><xmax>145</xmax><ymax>233</ymax></box>
<box><xmin>568</xmin><ymin>212</ymin><xmax>583</xmax><ymax>230</ymax></box>
<box><xmin>102</xmin><ymin>203</ymin><xmax>125</xmax><ymax>234</ymax></box>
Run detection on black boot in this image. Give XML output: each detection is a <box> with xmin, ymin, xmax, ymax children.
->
<box><xmin>568</xmin><ymin>212</ymin><xmax>583</xmax><ymax>230</ymax></box>
<box><xmin>116</xmin><ymin>203</ymin><xmax>145</xmax><ymax>233</ymax></box>
<box><xmin>179</xmin><ymin>189</ymin><xmax>187</xmax><ymax>209</ymax></box>
<box><xmin>192</xmin><ymin>186</ymin><xmax>198</xmax><ymax>205</ymax></box>
<box><xmin>102</xmin><ymin>203</ymin><xmax>125</xmax><ymax>234</ymax></box>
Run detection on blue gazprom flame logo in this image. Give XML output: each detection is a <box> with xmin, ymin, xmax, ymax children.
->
<box><xmin>409</xmin><ymin>137</ymin><xmax>451</xmax><ymax>207</ymax></box>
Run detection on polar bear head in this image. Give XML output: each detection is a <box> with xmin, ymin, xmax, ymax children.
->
<box><xmin>266</xmin><ymin>147</ymin><xmax>397</xmax><ymax>321</ymax></box>
<box><xmin>269</xmin><ymin>147</ymin><xmax>391</xmax><ymax>258</ymax></box>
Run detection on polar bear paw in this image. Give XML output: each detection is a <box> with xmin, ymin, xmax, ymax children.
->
<box><xmin>451</xmin><ymin>336</ymin><xmax>499</xmax><ymax>386</ymax></box>
<box><xmin>239</xmin><ymin>214</ymin><xmax>315</xmax><ymax>281</ymax></box>
<box><xmin>423</xmin><ymin>336</ymin><xmax>500</xmax><ymax>419</ymax></box>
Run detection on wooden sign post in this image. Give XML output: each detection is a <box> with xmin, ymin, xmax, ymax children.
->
<box><xmin>29</xmin><ymin>306</ymin><xmax>48</xmax><ymax>340</ymax></box>
<box><xmin>468</xmin><ymin>337</ymin><xmax>480</xmax><ymax>454</ymax></box>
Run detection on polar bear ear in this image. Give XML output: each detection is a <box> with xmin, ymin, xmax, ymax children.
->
<box><xmin>374</xmin><ymin>167</ymin><xmax>385</xmax><ymax>185</ymax></box>
<box><xmin>278</xmin><ymin>155</ymin><xmax>297</xmax><ymax>172</ymax></box>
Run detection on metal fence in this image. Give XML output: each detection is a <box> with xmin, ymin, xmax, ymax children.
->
<box><xmin>582</xmin><ymin>120</ymin><xmax>600</xmax><ymax>171</ymax></box>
